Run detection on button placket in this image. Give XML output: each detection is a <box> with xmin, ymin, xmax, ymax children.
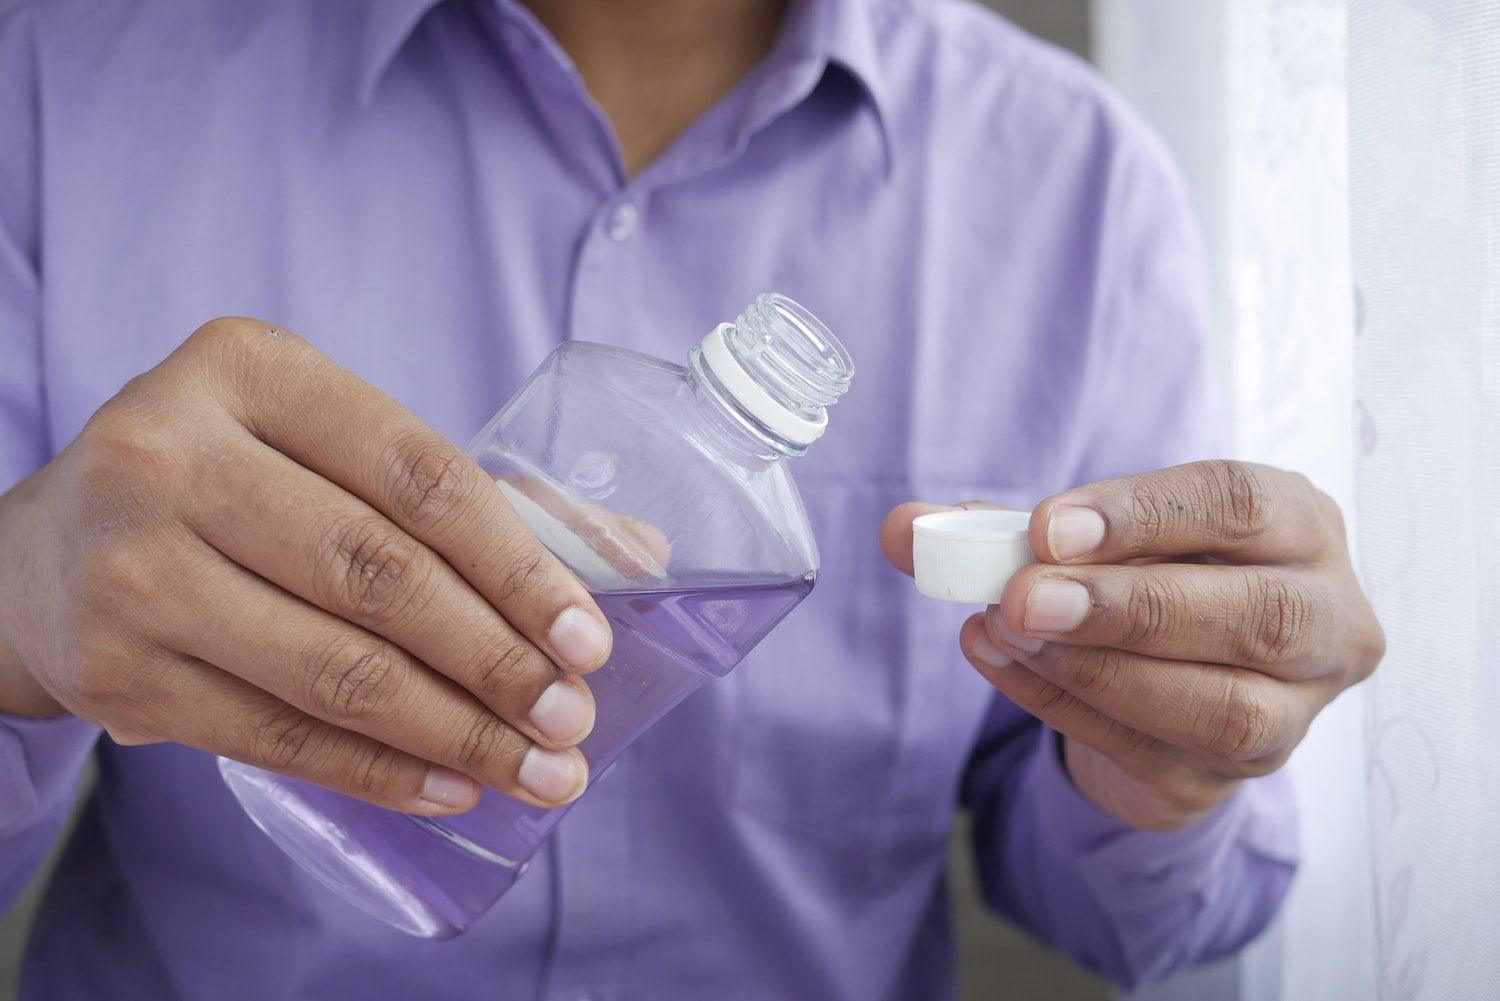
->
<box><xmin>567</xmin><ymin>193</ymin><xmax>647</xmax><ymax>346</ymax></box>
<box><xmin>545</xmin><ymin>195</ymin><xmax>646</xmax><ymax>1001</ymax></box>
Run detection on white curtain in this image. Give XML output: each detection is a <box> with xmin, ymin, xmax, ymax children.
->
<box><xmin>1350</xmin><ymin>3</ymin><xmax>1500</xmax><ymax>998</ymax></box>
<box><xmin>1094</xmin><ymin>1</ymin><xmax>1499</xmax><ymax>998</ymax></box>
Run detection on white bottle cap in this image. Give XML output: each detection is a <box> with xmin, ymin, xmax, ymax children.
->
<box><xmin>912</xmin><ymin>510</ymin><xmax>1036</xmax><ymax>604</ymax></box>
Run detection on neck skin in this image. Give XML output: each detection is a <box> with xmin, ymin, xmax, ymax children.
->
<box><xmin>520</xmin><ymin>0</ymin><xmax>788</xmax><ymax>177</ymax></box>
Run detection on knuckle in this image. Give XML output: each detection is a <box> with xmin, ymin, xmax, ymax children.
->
<box><xmin>1208</xmin><ymin>678</ymin><xmax>1277</xmax><ymax>761</ymax></box>
<box><xmin>1355</xmin><ymin>616</ymin><xmax>1387</xmax><ymax>681</ymax></box>
<box><xmin>84</xmin><ymin>548</ymin><xmax>157</xmax><ymax>615</ymax></box>
<box><xmin>1126</xmin><ymin>481</ymin><xmax>1175</xmax><ymax>551</ymax></box>
<box><xmin>305</xmin><ymin>637</ymin><xmax>401</xmax><ymax>722</ymax></box>
<box><xmin>1317</xmin><ymin>488</ymin><xmax>1347</xmax><ymax>536</ymax></box>
<box><xmin>1295</xmin><ymin>474</ymin><xmax>1349</xmax><ymax>553</ymax></box>
<box><xmin>1112</xmin><ymin>725</ymin><xmax>1158</xmax><ymax>759</ymax></box>
<box><xmin>1244</xmin><ymin>571</ymin><xmax>1317</xmax><ymax>663</ymax></box>
<box><xmin>1035</xmin><ymin>682</ymin><xmax>1077</xmax><ymax>719</ymax></box>
<box><xmin>76</xmin><ymin>410</ymin><xmax>176</xmax><ymax>501</ymax></box>
<box><xmin>1158</xmin><ymin>773</ymin><xmax>1227</xmax><ymax>818</ymax></box>
<box><xmin>349</xmin><ymin>744</ymin><xmax>406</xmax><ymax>800</ymax></box>
<box><xmin>186</xmin><ymin>317</ymin><xmax>263</xmax><ymax>374</ymax></box>
<box><xmin>1210</xmin><ymin>460</ymin><xmax>1270</xmax><ymax>542</ymax></box>
<box><xmin>452</xmin><ymin>713</ymin><xmax>520</xmax><ymax>774</ymax></box>
<box><xmin>1069</xmin><ymin>647</ymin><xmax>1124</xmax><ymax>700</ymax></box>
<box><xmin>387</xmin><ymin>436</ymin><xmax>476</xmax><ymax>531</ymax></box>
<box><xmin>72</xmin><ymin>654</ymin><xmax>130</xmax><ymax>710</ymax></box>
<box><xmin>323</xmin><ymin>517</ymin><xmax>425</xmax><ymax>625</ymax></box>
<box><xmin>189</xmin><ymin>316</ymin><xmax>257</xmax><ymax>348</ymax></box>
<box><xmin>468</xmin><ymin>638</ymin><xmax>541</xmax><ymax>705</ymax></box>
<box><xmin>187</xmin><ymin>316</ymin><xmax>288</xmax><ymax>363</ymax></box>
<box><xmin>489</xmin><ymin>543</ymin><xmax>549</xmax><ymax>607</ymax></box>
<box><xmin>1122</xmin><ymin>575</ymin><xmax>1179</xmax><ymax>648</ymax></box>
<box><xmin>249</xmin><ymin>705</ymin><xmax>323</xmax><ymax>771</ymax></box>
<box><xmin>184</xmin><ymin>316</ymin><xmax>307</xmax><ymax>400</ymax></box>
<box><xmin>1229</xmin><ymin>744</ymin><xmax>1296</xmax><ymax>780</ymax></box>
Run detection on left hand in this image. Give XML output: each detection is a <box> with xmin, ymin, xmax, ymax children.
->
<box><xmin>882</xmin><ymin>460</ymin><xmax>1384</xmax><ymax>832</ymax></box>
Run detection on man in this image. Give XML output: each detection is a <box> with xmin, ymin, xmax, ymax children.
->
<box><xmin>0</xmin><ymin>0</ymin><xmax>1383</xmax><ymax>998</ymax></box>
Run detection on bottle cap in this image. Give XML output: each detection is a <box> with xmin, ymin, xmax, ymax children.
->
<box><xmin>912</xmin><ymin>510</ymin><xmax>1036</xmax><ymax>604</ymax></box>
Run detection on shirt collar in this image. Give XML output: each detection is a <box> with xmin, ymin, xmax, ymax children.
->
<box><xmin>776</xmin><ymin>0</ymin><xmax>893</xmax><ymax>166</ymax></box>
<box><xmin>356</xmin><ymin>0</ymin><xmax>895</xmax><ymax>169</ymax></box>
<box><xmin>356</xmin><ymin>0</ymin><xmax>444</xmax><ymax>106</ymax></box>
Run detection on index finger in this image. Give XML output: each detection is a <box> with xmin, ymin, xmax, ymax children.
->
<box><xmin>879</xmin><ymin>502</ymin><xmax>956</xmax><ymax>576</ymax></box>
<box><xmin>1033</xmin><ymin>460</ymin><xmax>1339</xmax><ymax>566</ymax></box>
<box><xmin>193</xmin><ymin>319</ymin><xmax>612</xmax><ymax>674</ymax></box>
<box><xmin>879</xmin><ymin>499</ymin><xmax>1026</xmax><ymax>576</ymax></box>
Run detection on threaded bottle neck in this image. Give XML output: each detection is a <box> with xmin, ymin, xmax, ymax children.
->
<box><xmin>728</xmin><ymin>294</ymin><xmax>854</xmax><ymax>420</ymax></box>
<box><xmin>687</xmin><ymin>293</ymin><xmax>854</xmax><ymax>461</ymax></box>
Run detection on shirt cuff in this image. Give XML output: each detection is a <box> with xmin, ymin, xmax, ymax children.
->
<box><xmin>0</xmin><ymin>711</ymin><xmax>99</xmax><ymax>838</ymax></box>
<box><xmin>1021</xmin><ymin>727</ymin><xmax>1299</xmax><ymax>917</ymax></box>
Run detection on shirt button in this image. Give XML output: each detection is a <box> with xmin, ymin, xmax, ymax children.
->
<box><xmin>607</xmin><ymin>203</ymin><xmax>638</xmax><ymax>241</ymax></box>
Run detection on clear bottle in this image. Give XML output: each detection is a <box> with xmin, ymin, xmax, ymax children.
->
<box><xmin>218</xmin><ymin>293</ymin><xmax>853</xmax><ymax>937</ymax></box>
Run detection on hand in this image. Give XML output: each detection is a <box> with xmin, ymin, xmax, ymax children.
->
<box><xmin>0</xmin><ymin>318</ymin><xmax>615</xmax><ymax>814</ymax></box>
<box><xmin>882</xmin><ymin>461</ymin><xmax>1384</xmax><ymax>831</ymax></box>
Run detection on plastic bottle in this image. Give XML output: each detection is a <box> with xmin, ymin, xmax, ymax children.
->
<box><xmin>218</xmin><ymin>293</ymin><xmax>854</xmax><ymax>937</ymax></box>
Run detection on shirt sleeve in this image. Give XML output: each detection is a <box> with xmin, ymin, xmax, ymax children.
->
<box><xmin>965</xmin><ymin>715</ymin><xmax>1297</xmax><ymax>988</ymax></box>
<box><xmin>962</xmin><ymin>101</ymin><xmax>1298</xmax><ymax>988</ymax></box>
<box><xmin>0</xmin><ymin>4</ymin><xmax>102</xmax><ymax>912</ymax></box>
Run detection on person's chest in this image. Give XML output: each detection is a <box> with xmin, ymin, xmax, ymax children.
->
<box><xmin>33</xmin><ymin>3</ymin><xmax>1096</xmax><ymax>977</ymax></box>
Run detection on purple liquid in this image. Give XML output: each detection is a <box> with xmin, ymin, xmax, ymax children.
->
<box><xmin>220</xmin><ymin>577</ymin><xmax>812</xmax><ymax>937</ymax></box>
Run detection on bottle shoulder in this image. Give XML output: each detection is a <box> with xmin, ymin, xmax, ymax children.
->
<box><xmin>475</xmin><ymin>344</ymin><xmax>818</xmax><ymax>590</ymax></box>
<box><xmin>546</xmin><ymin>341</ymin><xmax>686</xmax><ymax>387</ymax></box>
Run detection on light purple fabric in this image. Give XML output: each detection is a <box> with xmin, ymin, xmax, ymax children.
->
<box><xmin>0</xmin><ymin>0</ymin><xmax>1297</xmax><ymax>997</ymax></box>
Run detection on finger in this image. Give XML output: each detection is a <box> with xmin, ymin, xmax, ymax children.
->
<box><xmin>1032</xmin><ymin>460</ymin><xmax>1342</xmax><ymax>566</ymax></box>
<box><xmin>193</xmin><ymin>320</ymin><xmax>612</xmax><ymax>674</ymax></box>
<box><xmin>165</xmin><ymin>547</ymin><xmax>587</xmax><ymax>808</ymax></box>
<box><xmin>995</xmin><ymin>561</ymin><xmax>1335</xmax><ymax>677</ymax></box>
<box><xmin>191</xmin><ymin>439</ymin><xmax>596</xmax><ymax>748</ymax></box>
<box><xmin>958</xmin><ymin>615</ymin><xmax>1191</xmax><ymax>783</ymax></box>
<box><xmin>975</xmin><ymin>613</ymin><xmax>1310</xmax><ymax>772</ymax></box>
<box><xmin>880</xmin><ymin>500</ymin><xmax>1025</xmax><ymax>576</ymax></box>
<box><xmin>117</xmin><ymin>651</ymin><xmax>481</xmax><ymax>815</ymax></box>
<box><xmin>880</xmin><ymin>502</ymin><xmax>956</xmax><ymax>575</ymax></box>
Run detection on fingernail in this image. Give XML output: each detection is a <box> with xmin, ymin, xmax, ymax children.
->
<box><xmin>1048</xmin><ymin>506</ymin><xmax>1106</xmax><ymax>561</ymax></box>
<box><xmin>518</xmin><ymin>746</ymin><xmax>585</xmax><ymax>803</ymax></box>
<box><xmin>989</xmin><ymin>612</ymin><xmax>1045</xmax><ymax>653</ymax></box>
<box><xmin>529</xmin><ymin>680</ymin><xmax>594</xmax><ymax>743</ymax></box>
<box><xmin>1025</xmin><ymin>579</ymin><xmax>1091</xmax><ymax>633</ymax></box>
<box><xmin>969</xmin><ymin>632</ymin><xmax>1013</xmax><ymax>670</ymax></box>
<box><xmin>548</xmin><ymin>606</ymin><xmax>610</xmax><ymax>671</ymax></box>
<box><xmin>420</xmin><ymin>766</ymin><xmax>479</xmax><ymax>809</ymax></box>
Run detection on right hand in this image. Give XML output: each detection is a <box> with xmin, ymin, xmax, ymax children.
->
<box><xmin>0</xmin><ymin>318</ymin><xmax>614</xmax><ymax>814</ymax></box>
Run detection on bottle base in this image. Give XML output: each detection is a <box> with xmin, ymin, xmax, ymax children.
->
<box><xmin>219</xmin><ymin>758</ymin><xmax>523</xmax><ymax>938</ymax></box>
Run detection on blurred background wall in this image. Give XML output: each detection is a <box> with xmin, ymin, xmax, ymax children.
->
<box><xmin>0</xmin><ymin>3</ymin><xmax>1105</xmax><ymax>1000</ymax></box>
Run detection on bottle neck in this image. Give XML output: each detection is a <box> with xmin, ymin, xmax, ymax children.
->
<box><xmin>687</xmin><ymin>350</ymin><xmax>793</xmax><ymax>464</ymax></box>
<box><xmin>686</xmin><ymin>294</ymin><xmax>854</xmax><ymax>464</ymax></box>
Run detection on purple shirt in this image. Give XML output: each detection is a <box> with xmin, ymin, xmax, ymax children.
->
<box><xmin>0</xmin><ymin>0</ymin><xmax>1297</xmax><ymax>997</ymax></box>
